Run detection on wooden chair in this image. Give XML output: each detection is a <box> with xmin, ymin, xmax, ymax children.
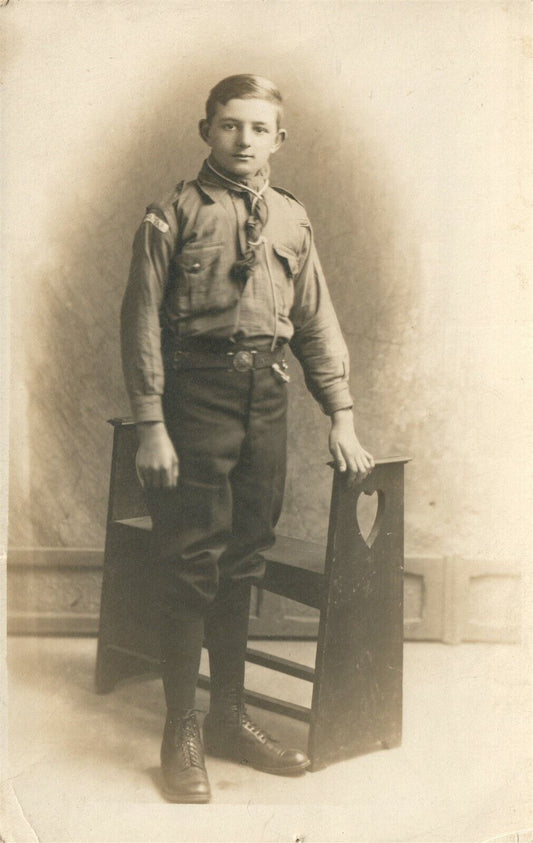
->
<box><xmin>96</xmin><ymin>418</ymin><xmax>409</xmax><ymax>770</ymax></box>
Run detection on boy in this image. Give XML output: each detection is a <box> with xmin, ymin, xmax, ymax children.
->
<box><xmin>120</xmin><ymin>74</ymin><xmax>374</xmax><ymax>803</ymax></box>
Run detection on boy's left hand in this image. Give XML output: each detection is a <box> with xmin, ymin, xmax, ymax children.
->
<box><xmin>329</xmin><ymin>408</ymin><xmax>374</xmax><ymax>485</ymax></box>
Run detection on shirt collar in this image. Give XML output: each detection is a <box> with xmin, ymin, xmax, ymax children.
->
<box><xmin>196</xmin><ymin>157</ymin><xmax>270</xmax><ymax>204</ymax></box>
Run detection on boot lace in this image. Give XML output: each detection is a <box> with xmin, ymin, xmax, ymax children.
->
<box><xmin>211</xmin><ymin>690</ymin><xmax>280</xmax><ymax>745</ymax></box>
<box><xmin>241</xmin><ymin>712</ymin><xmax>280</xmax><ymax>748</ymax></box>
<box><xmin>174</xmin><ymin>711</ymin><xmax>204</xmax><ymax>768</ymax></box>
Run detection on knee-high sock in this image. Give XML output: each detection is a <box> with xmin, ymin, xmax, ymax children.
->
<box><xmin>205</xmin><ymin>579</ymin><xmax>252</xmax><ymax>710</ymax></box>
<box><xmin>160</xmin><ymin>601</ymin><xmax>205</xmax><ymax>718</ymax></box>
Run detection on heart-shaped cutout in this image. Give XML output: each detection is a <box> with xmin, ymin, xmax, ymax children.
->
<box><xmin>356</xmin><ymin>490</ymin><xmax>384</xmax><ymax>548</ymax></box>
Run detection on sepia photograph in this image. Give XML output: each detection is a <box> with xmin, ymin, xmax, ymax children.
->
<box><xmin>1</xmin><ymin>1</ymin><xmax>531</xmax><ymax>841</ymax></box>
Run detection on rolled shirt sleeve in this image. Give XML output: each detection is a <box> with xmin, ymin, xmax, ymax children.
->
<box><xmin>120</xmin><ymin>210</ymin><xmax>176</xmax><ymax>423</ymax></box>
<box><xmin>289</xmin><ymin>227</ymin><xmax>354</xmax><ymax>415</ymax></box>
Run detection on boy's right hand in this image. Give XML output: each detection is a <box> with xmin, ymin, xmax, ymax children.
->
<box><xmin>135</xmin><ymin>422</ymin><xmax>179</xmax><ymax>489</ymax></box>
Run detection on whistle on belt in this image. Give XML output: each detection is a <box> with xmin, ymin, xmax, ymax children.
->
<box><xmin>271</xmin><ymin>361</ymin><xmax>291</xmax><ymax>383</ymax></box>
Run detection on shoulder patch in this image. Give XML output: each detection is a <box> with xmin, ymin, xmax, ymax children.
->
<box><xmin>143</xmin><ymin>212</ymin><xmax>170</xmax><ymax>233</ymax></box>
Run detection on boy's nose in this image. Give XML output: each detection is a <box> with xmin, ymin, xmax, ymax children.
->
<box><xmin>237</xmin><ymin>127</ymin><xmax>252</xmax><ymax>147</ymax></box>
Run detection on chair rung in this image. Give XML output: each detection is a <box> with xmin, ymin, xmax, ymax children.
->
<box><xmin>196</xmin><ymin>674</ymin><xmax>311</xmax><ymax>723</ymax></box>
<box><xmin>245</xmin><ymin>646</ymin><xmax>315</xmax><ymax>681</ymax></box>
<box><xmin>97</xmin><ymin>647</ymin><xmax>313</xmax><ymax>714</ymax></box>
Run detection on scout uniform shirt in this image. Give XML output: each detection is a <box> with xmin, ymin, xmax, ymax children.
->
<box><xmin>121</xmin><ymin>159</ymin><xmax>353</xmax><ymax>423</ymax></box>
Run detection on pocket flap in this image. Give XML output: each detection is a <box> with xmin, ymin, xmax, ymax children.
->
<box><xmin>177</xmin><ymin>243</ymin><xmax>223</xmax><ymax>274</ymax></box>
<box><xmin>272</xmin><ymin>244</ymin><xmax>299</xmax><ymax>277</ymax></box>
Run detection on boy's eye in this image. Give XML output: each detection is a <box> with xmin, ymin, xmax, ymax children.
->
<box><xmin>254</xmin><ymin>126</ymin><xmax>268</xmax><ymax>134</ymax></box>
<box><xmin>222</xmin><ymin>123</ymin><xmax>236</xmax><ymax>130</ymax></box>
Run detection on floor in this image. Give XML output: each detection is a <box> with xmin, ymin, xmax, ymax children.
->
<box><xmin>2</xmin><ymin>637</ymin><xmax>532</xmax><ymax>843</ymax></box>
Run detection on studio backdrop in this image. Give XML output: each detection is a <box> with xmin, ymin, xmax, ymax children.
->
<box><xmin>4</xmin><ymin>2</ymin><xmax>530</xmax><ymax>642</ymax></box>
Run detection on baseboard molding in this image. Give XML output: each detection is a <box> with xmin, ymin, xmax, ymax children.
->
<box><xmin>6</xmin><ymin>547</ymin><xmax>523</xmax><ymax>642</ymax></box>
<box><xmin>7</xmin><ymin>548</ymin><xmax>103</xmax><ymax>636</ymax></box>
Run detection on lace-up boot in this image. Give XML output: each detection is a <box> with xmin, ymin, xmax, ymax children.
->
<box><xmin>203</xmin><ymin>689</ymin><xmax>310</xmax><ymax>776</ymax></box>
<box><xmin>160</xmin><ymin>711</ymin><xmax>211</xmax><ymax>802</ymax></box>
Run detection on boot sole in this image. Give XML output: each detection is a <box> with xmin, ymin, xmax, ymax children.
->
<box><xmin>246</xmin><ymin>761</ymin><xmax>310</xmax><ymax>776</ymax></box>
<box><xmin>205</xmin><ymin>746</ymin><xmax>310</xmax><ymax>776</ymax></box>
<box><xmin>161</xmin><ymin>787</ymin><xmax>211</xmax><ymax>804</ymax></box>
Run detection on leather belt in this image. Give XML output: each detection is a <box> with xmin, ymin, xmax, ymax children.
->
<box><xmin>170</xmin><ymin>345</ymin><xmax>286</xmax><ymax>372</ymax></box>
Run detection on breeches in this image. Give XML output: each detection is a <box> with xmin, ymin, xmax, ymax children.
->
<box><xmin>145</xmin><ymin>364</ymin><xmax>288</xmax><ymax>612</ymax></box>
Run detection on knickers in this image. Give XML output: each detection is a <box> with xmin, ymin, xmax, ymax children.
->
<box><xmin>145</xmin><ymin>359</ymin><xmax>288</xmax><ymax>604</ymax></box>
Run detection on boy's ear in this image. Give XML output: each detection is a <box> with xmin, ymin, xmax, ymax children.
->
<box><xmin>199</xmin><ymin>119</ymin><xmax>211</xmax><ymax>145</ymax></box>
<box><xmin>271</xmin><ymin>128</ymin><xmax>287</xmax><ymax>154</ymax></box>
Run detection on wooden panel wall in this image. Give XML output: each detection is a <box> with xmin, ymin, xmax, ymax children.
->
<box><xmin>7</xmin><ymin>549</ymin><xmax>522</xmax><ymax>644</ymax></box>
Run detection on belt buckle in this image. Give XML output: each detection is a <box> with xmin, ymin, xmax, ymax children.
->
<box><xmin>232</xmin><ymin>349</ymin><xmax>254</xmax><ymax>372</ymax></box>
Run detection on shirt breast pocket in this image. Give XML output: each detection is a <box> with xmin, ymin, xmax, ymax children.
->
<box><xmin>176</xmin><ymin>243</ymin><xmax>238</xmax><ymax>316</ymax></box>
<box><xmin>272</xmin><ymin>243</ymin><xmax>299</xmax><ymax>316</ymax></box>
<box><xmin>272</xmin><ymin>243</ymin><xmax>300</xmax><ymax>279</ymax></box>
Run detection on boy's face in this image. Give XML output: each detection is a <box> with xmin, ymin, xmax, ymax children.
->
<box><xmin>199</xmin><ymin>98</ymin><xmax>286</xmax><ymax>178</ymax></box>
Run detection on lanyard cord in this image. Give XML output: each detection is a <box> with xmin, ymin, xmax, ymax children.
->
<box><xmin>207</xmin><ymin>159</ymin><xmax>278</xmax><ymax>348</ymax></box>
<box><xmin>206</xmin><ymin>159</ymin><xmax>269</xmax><ymax>206</ymax></box>
<box><xmin>264</xmin><ymin>242</ymin><xmax>280</xmax><ymax>351</ymax></box>
<box><xmin>205</xmin><ymin>159</ymin><xmax>269</xmax><ymax>242</ymax></box>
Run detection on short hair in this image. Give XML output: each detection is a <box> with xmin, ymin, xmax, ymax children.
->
<box><xmin>205</xmin><ymin>74</ymin><xmax>283</xmax><ymax>126</ymax></box>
